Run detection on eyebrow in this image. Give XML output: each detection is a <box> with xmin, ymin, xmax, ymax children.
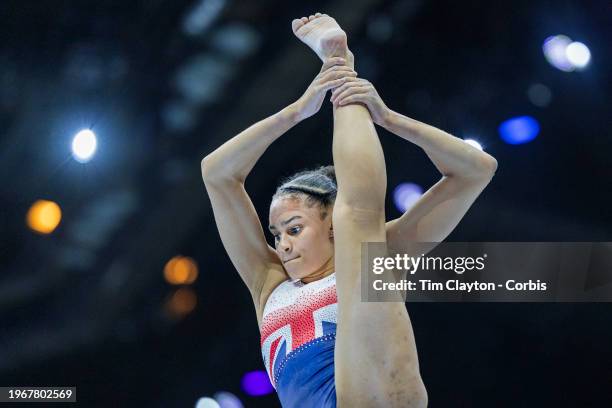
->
<box><xmin>268</xmin><ymin>215</ymin><xmax>302</xmax><ymax>231</ymax></box>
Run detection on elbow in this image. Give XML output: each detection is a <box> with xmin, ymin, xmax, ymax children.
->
<box><xmin>200</xmin><ymin>155</ymin><xmax>215</xmax><ymax>180</ymax></box>
<box><xmin>200</xmin><ymin>155</ymin><xmax>215</xmax><ymax>170</ymax></box>
<box><xmin>482</xmin><ymin>155</ymin><xmax>498</xmax><ymax>177</ymax></box>
<box><xmin>200</xmin><ymin>155</ymin><xmax>223</xmax><ymax>184</ymax></box>
<box><xmin>474</xmin><ymin>151</ymin><xmax>498</xmax><ymax>180</ymax></box>
<box><xmin>201</xmin><ymin>155</ymin><xmax>241</xmax><ymax>185</ymax></box>
<box><xmin>461</xmin><ymin>154</ymin><xmax>498</xmax><ymax>183</ymax></box>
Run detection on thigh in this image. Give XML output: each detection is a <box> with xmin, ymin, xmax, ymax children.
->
<box><xmin>331</xmin><ymin>205</ymin><xmax>426</xmax><ymax>407</ymax></box>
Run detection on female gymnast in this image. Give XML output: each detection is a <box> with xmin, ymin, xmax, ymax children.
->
<box><xmin>201</xmin><ymin>13</ymin><xmax>497</xmax><ymax>408</ymax></box>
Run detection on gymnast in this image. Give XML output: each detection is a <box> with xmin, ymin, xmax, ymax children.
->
<box><xmin>201</xmin><ymin>13</ymin><xmax>497</xmax><ymax>407</ymax></box>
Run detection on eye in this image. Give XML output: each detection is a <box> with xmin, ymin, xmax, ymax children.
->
<box><xmin>288</xmin><ymin>226</ymin><xmax>302</xmax><ymax>235</ymax></box>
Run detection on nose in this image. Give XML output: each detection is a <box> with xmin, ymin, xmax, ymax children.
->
<box><xmin>278</xmin><ymin>234</ymin><xmax>292</xmax><ymax>253</ymax></box>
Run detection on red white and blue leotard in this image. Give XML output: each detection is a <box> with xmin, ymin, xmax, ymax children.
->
<box><xmin>260</xmin><ymin>272</ymin><xmax>337</xmax><ymax>407</ymax></box>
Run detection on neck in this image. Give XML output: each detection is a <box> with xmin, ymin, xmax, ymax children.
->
<box><xmin>300</xmin><ymin>256</ymin><xmax>334</xmax><ymax>284</ymax></box>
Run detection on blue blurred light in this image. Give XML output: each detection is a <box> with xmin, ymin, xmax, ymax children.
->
<box><xmin>213</xmin><ymin>391</ymin><xmax>244</xmax><ymax>408</ymax></box>
<box><xmin>241</xmin><ymin>370</ymin><xmax>273</xmax><ymax>396</ymax></box>
<box><xmin>498</xmin><ymin>116</ymin><xmax>540</xmax><ymax>145</ymax></box>
<box><xmin>393</xmin><ymin>183</ymin><xmax>423</xmax><ymax>213</ymax></box>
<box><xmin>542</xmin><ymin>35</ymin><xmax>573</xmax><ymax>72</ymax></box>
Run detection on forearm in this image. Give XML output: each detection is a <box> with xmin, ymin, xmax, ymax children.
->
<box><xmin>201</xmin><ymin>103</ymin><xmax>301</xmax><ymax>183</ymax></box>
<box><xmin>382</xmin><ymin>110</ymin><xmax>497</xmax><ymax>178</ymax></box>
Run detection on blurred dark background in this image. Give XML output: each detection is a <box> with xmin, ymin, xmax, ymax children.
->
<box><xmin>1</xmin><ymin>0</ymin><xmax>610</xmax><ymax>407</ymax></box>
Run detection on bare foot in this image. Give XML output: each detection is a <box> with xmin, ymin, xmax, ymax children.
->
<box><xmin>292</xmin><ymin>13</ymin><xmax>351</xmax><ymax>65</ymax></box>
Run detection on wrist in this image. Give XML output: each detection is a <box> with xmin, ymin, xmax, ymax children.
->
<box><xmin>379</xmin><ymin>107</ymin><xmax>394</xmax><ymax>128</ymax></box>
<box><xmin>282</xmin><ymin>102</ymin><xmax>304</xmax><ymax>126</ymax></box>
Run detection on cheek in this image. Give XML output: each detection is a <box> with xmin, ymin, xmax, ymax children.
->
<box><xmin>296</xmin><ymin>230</ymin><xmax>316</xmax><ymax>254</ymax></box>
<box><xmin>297</xmin><ymin>227</ymin><xmax>330</xmax><ymax>254</ymax></box>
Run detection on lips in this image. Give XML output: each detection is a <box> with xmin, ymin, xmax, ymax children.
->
<box><xmin>284</xmin><ymin>257</ymin><xmax>300</xmax><ymax>263</ymax></box>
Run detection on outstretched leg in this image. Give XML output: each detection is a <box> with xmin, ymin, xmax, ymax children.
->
<box><xmin>293</xmin><ymin>14</ymin><xmax>428</xmax><ymax>408</ymax></box>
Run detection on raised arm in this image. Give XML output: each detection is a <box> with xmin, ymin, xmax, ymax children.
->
<box><xmin>201</xmin><ymin>105</ymin><xmax>299</xmax><ymax>300</ymax></box>
<box><xmin>330</xmin><ymin>78</ymin><xmax>497</xmax><ymax>253</ymax></box>
<box><xmin>201</xmin><ymin>58</ymin><xmax>356</xmax><ymax>304</ymax></box>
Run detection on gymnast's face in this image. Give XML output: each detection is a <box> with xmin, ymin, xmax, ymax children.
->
<box><xmin>269</xmin><ymin>196</ymin><xmax>334</xmax><ymax>281</ymax></box>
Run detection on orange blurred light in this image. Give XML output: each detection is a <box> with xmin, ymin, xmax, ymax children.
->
<box><xmin>26</xmin><ymin>200</ymin><xmax>62</xmax><ymax>234</ymax></box>
<box><xmin>163</xmin><ymin>255</ymin><xmax>198</xmax><ymax>285</ymax></box>
<box><xmin>165</xmin><ymin>287</ymin><xmax>197</xmax><ymax>318</ymax></box>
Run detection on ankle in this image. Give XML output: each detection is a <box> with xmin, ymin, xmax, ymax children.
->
<box><xmin>345</xmin><ymin>50</ymin><xmax>355</xmax><ymax>70</ymax></box>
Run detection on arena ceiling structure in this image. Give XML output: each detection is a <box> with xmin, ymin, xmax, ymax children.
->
<box><xmin>0</xmin><ymin>0</ymin><xmax>610</xmax><ymax>406</ymax></box>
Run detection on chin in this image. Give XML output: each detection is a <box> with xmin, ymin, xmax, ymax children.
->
<box><xmin>285</xmin><ymin>264</ymin><xmax>309</xmax><ymax>281</ymax></box>
<box><xmin>286</xmin><ymin>269</ymin><xmax>305</xmax><ymax>281</ymax></box>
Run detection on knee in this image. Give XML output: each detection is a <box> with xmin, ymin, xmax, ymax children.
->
<box><xmin>407</xmin><ymin>377</ymin><xmax>428</xmax><ymax>408</ymax></box>
<box><xmin>391</xmin><ymin>374</ymin><xmax>427</xmax><ymax>408</ymax></box>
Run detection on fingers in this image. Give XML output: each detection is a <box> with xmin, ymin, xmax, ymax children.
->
<box><xmin>335</xmin><ymin>94</ymin><xmax>368</xmax><ymax>106</ymax></box>
<box><xmin>318</xmin><ymin>76</ymin><xmax>352</xmax><ymax>92</ymax></box>
<box><xmin>314</xmin><ymin>73</ymin><xmax>355</xmax><ymax>94</ymax></box>
<box><xmin>330</xmin><ymin>79</ymin><xmax>370</xmax><ymax>103</ymax></box>
<box><xmin>317</xmin><ymin>66</ymin><xmax>357</xmax><ymax>84</ymax></box>
<box><xmin>330</xmin><ymin>77</ymin><xmax>364</xmax><ymax>100</ymax></box>
<box><xmin>334</xmin><ymin>88</ymin><xmax>369</xmax><ymax>106</ymax></box>
<box><xmin>320</xmin><ymin>56</ymin><xmax>347</xmax><ymax>73</ymax></box>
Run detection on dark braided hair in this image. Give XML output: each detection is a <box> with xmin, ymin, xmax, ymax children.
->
<box><xmin>272</xmin><ymin>165</ymin><xmax>337</xmax><ymax>220</ymax></box>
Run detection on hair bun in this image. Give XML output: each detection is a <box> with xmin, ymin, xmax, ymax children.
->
<box><xmin>318</xmin><ymin>165</ymin><xmax>336</xmax><ymax>185</ymax></box>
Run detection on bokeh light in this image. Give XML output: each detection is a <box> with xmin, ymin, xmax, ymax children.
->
<box><xmin>498</xmin><ymin>116</ymin><xmax>540</xmax><ymax>145</ymax></box>
<box><xmin>463</xmin><ymin>139</ymin><xmax>483</xmax><ymax>151</ymax></box>
<box><xmin>164</xmin><ymin>255</ymin><xmax>199</xmax><ymax>285</ymax></box>
<box><xmin>71</xmin><ymin>129</ymin><xmax>97</xmax><ymax>163</ymax></box>
<box><xmin>543</xmin><ymin>35</ymin><xmax>591</xmax><ymax>72</ymax></box>
<box><xmin>527</xmin><ymin>83</ymin><xmax>552</xmax><ymax>107</ymax></box>
<box><xmin>542</xmin><ymin>35</ymin><xmax>574</xmax><ymax>72</ymax></box>
<box><xmin>195</xmin><ymin>397</ymin><xmax>221</xmax><ymax>408</ymax></box>
<box><xmin>241</xmin><ymin>370</ymin><xmax>274</xmax><ymax>396</ymax></box>
<box><xmin>213</xmin><ymin>391</ymin><xmax>244</xmax><ymax>408</ymax></box>
<box><xmin>165</xmin><ymin>287</ymin><xmax>197</xmax><ymax>318</ymax></box>
<box><xmin>565</xmin><ymin>41</ymin><xmax>591</xmax><ymax>69</ymax></box>
<box><xmin>26</xmin><ymin>200</ymin><xmax>62</xmax><ymax>234</ymax></box>
<box><xmin>393</xmin><ymin>183</ymin><xmax>423</xmax><ymax>213</ymax></box>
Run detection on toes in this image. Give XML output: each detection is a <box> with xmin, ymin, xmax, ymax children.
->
<box><xmin>291</xmin><ymin>18</ymin><xmax>304</xmax><ymax>33</ymax></box>
<box><xmin>293</xmin><ymin>14</ymin><xmax>324</xmax><ymax>33</ymax></box>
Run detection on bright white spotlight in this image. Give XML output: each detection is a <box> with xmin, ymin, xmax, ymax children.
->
<box><xmin>566</xmin><ymin>41</ymin><xmax>591</xmax><ymax>69</ymax></box>
<box><xmin>463</xmin><ymin>139</ymin><xmax>483</xmax><ymax>151</ymax></box>
<box><xmin>71</xmin><ymin>129</ymin><xmax>97</xmax><ymax>163</ymax></box>
<box><xmin>195</xmin><ymin>397</ymin><xmax>221</xmax><ymax>408</ymax></box>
